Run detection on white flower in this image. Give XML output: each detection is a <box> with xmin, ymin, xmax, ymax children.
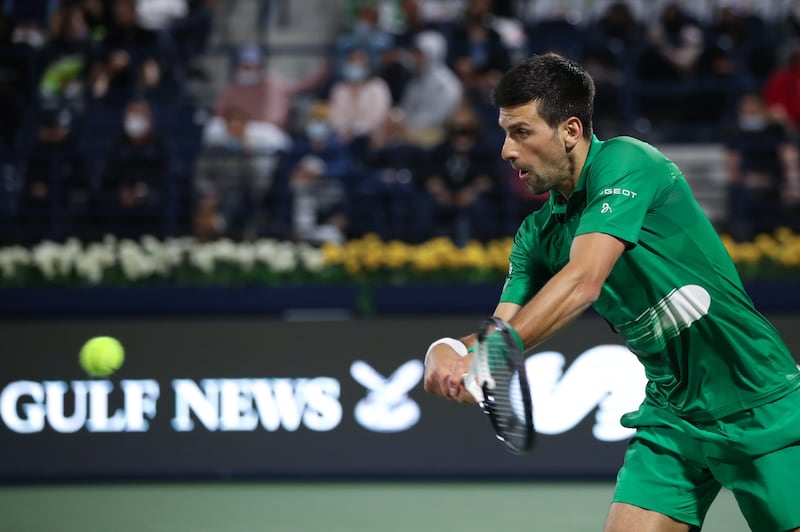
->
<box><xmin>189</xmin><ymin>244</ymin><xmax>215</xmax><ymax>274</ymax></box>
<box><xmin>0</xmin><ymin>246</ymin><xmax>30</xmax><ymax>278</ymax></box>
<box><xmin>31</xmin><ymin>241</ymin><xmax>62</xmax><ymax>279</ymax></box>
<box><xmin>297</xmin><ymin>243</ymin><xmax>324</xmax><ymax>272</ymax></box>
<box><xmin>119</xmin><ymin>239</ymin><xmax>157</xmax><ymax>280</ymax></box>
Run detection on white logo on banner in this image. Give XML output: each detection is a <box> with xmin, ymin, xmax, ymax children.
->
<box><xmin>351</xmin><ymin>359</ymin><xmax>423</xmax><ymax>433</ymax></box>
<box><xmin>526</xmin><ymin>345</ymin><xmax>647</xmax><ymax>441</ymax></box>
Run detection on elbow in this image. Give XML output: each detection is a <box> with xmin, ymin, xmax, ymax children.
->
<box><xmin>575</xmin><ymin>280</ymin><xmax>603</xmax><ymax>307</ymax></box>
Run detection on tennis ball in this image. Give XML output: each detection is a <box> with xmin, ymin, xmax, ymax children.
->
<box><xmin>79</xmin><ymin>336</ymin><xmax>125</xmax><ymax>377</ymax></box>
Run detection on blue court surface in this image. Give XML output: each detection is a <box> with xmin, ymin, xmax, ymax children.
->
<box><xmin>0</xmin><ymin>481</ymin><xmax>749</xmax><ymax>531</ymax></box>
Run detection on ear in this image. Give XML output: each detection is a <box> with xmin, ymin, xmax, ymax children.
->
<box><xmin>562</xmin><ymin>117</ymin><xmax>583</xmax><ymax>149</ymax></box>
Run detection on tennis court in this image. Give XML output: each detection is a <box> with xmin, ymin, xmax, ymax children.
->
<box><xmin>0</xmin><ymin>481</ymin><xmax>748</xmax><ymax>531</ymax></box>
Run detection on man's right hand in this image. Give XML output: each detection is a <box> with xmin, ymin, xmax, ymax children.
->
<box><xmin>423</xmin><ymin>343</ymin><xmax>475</xmax><ymax>404</ymax></box>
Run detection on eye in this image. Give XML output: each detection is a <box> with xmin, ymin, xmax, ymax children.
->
<box><xmin>513</xmin><ymin>129</ymin><xmax>530</xmax><ymax>140</ymax></box>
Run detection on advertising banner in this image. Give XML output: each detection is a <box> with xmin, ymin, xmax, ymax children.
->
<box><xmin>1</xmin><ymin>315</ymin><xmax>798</xmax><ymax>480</ymax></box>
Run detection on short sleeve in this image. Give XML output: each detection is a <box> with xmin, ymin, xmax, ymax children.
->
<box><xmin>575</xmin><ymin>140</ymin><xmax>674</xmax><ymax>247</ymax></box>
<box><xmin>499</xmin><ymin>218</ymin><xmax>549</xmax><ymax>305</ymax></box>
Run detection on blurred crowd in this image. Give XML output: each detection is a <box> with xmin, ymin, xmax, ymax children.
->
<box><xmin>1</xmin><ymin>0</ymin><xmax>799</xmax><ymax>247</ymax></box>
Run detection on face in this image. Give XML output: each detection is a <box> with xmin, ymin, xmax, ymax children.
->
<box><xmin>498</xmin><ymin>101</ymin><xmax>575</xmax><ymax>196</ymax></box>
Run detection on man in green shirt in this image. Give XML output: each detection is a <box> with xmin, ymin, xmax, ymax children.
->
<box><xmin>423</xmin><ymin>53</ymin><xmax>800</xmax><ymax>532</ymax></box>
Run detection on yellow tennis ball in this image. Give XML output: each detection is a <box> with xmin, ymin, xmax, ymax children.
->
<box><xmin>79</xmin><ymin>336</ymin><xmax>125</xmax><ymax>377</ymax></box>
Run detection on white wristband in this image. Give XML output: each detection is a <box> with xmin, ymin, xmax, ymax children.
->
<box><xmin>424</xmin><ymin>337</ymin><xmax>468</xmax><ymax>364</ymax></box>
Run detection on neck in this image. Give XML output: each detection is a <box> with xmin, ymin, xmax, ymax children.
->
<box><xmin>554</xmin><ymin>136</ymin><xmax>591</xmax><ymax>199</ymax></box>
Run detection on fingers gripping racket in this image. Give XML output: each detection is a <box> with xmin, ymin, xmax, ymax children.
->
<box><xmin>462</xmin><ymin>317</ymin><xmax>535</xmax><ymax>454</ymax></box>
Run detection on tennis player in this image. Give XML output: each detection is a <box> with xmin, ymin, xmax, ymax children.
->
<box><xmin>423</xmin><ymin>52</ymin><xmax>800</xmax><ymax>532</ymax></box>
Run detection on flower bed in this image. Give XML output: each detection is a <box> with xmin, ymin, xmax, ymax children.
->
<box><xmin>0</xmin><ymin>229</ymin><xmax>798</xmax><ymax>288</ymax></box>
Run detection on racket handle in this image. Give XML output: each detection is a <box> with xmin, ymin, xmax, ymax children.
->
<box><xmin>461</xmin><ymin>374</ymin><xmax>484</xmax><ymax>403</ymax></box>
<box><xmin>459</xmin><ymin>349</ymin><xmax>485</xmax><ymax>403</ymax></box>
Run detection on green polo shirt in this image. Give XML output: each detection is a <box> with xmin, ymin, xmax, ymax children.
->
<box><xmin>500</xmin><ymin>135</ymin><xmax>799</xmax><ymax>421</ymax></box>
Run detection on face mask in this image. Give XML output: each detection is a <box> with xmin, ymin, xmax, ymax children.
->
<box><xmin>226</xmin><ymin>138</ymin><xmax>244</xmax><ymax>151</ymax></box>
<box><xmin>235</xmin><ymin>70</ymin><xmax>262</xmax><ymax>86</ymax></box>
<box><xmin>306</xmin><ymin>120</ymin><xmax>330</xmax><ymax>141</ymax></box>
<box><xmin>738</xmin><ymin>116</ymin><xmax>767</xmax><ymax>132</ymax></box>
<box><xmin>124</xmin><ymin>115</ymin><xmax>150</xmax><ymax>137</ymax></box>
<box><xmin>342</xmin><ymin>63</ymin><xmax>368</xmax><ymax>82</ymax></box>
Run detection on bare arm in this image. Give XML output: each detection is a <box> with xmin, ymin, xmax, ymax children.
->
<box><xmin>508</xmin><ymin>232</ymin><xmax>625</xmax><ymax>349</ymax></box>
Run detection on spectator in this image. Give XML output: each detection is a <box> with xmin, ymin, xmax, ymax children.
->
<box><xmin>38</xmin><ymin>3</ymin><xmax>97</xmax><ymax>110</ymax></box>
<box><xmin>399</xmin><ymin>30</ymin><xmax>463</xmax><ymax>146</ymax></box>
<box><xmin>417</xmin><ymin>101</ymin><xmax>501</xmax><ymax>245</ymax></box>
<box><xmin>763</xmin><ymin>44</ymin><xmax>800</xmax><ymax>133</ymax></box>
<box><xmin>213</xmin><ymin>44</ymin><xmax>326</xmax><ymax>133</ymax></box>
<box><xmin>328</xmin><ymin>46</ymin><xmax>392</xmax><ymax>143</ymax></box>
<box><xmin>637</xmin><ymin>2</ymin><xmax>704</xmax><ymax>82</ymax></box>
<box><xmin>18</xmin><ymin>107</ymin><xmax>92</xmax><ymax>242</ymax></box>
<box><xmin>135</xmin><ymin>0</ymin><xmax>189</xmax><ymax>32</ymax></box>
<box><xmin>281</xmin><ymin>100</ymin><xmax>353</xmax><ymax>183</ymax></box>
<box><xmin>588</xmin><ymin>1</ymin><xmax>644</xmax><ymax>55</ymax></box>
<box><xmin>194</xmin><ymin>106</ymin><xmax>288</xmax><ymax>240</ymax></box>
<box><xmin>88</xmin><ymin>0</ymin><xmax>172</xmax><ymax>102</ymax></box>
<box><xmin>288</xmin><ymin>155</ymin><xmax>348</xmax><ymax>245</ymax></box>
<box><xmin>271</xmin><ymin>101</ymin><xmax>354</xmax><ymax>239</ymax></box>
<box><xmin>99</xmin><ymin>99</ymin><xmax>170</xmax><ymax>237</ymax></box>
<box><xmin>448</xmin><ymin>0</ymin><xmax>512</xmax><ymax>79</ymax></box>
<box><xmin>377</xmin><ymin>0</ymin><xmax>436</xmax><ymax>103</ymax></box>
<box><xmin>349</xmin><ymin>108</ymin><xmax>428</xmax><ymax>241</ymax></box>
<box><xmin>8</xmin><ymin>0</ymin><xmax>50</xmax><ymax>48</ymax></box>
<box><xmin>724</xmin><ymin>92</ymin><xmax>800</xmax><ymax>241</ymax></box>
<box><xmin>703</xmin><ymin>4</ymin><xmax>774</xmax><ymax>85</ymax></box>
<box><xmin>333</xmin><ymin>3</ymin><xmax>394</xmax><ymax>74</ymax></box>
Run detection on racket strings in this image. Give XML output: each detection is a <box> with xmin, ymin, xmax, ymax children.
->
<box><xmin>484</xmin><ymin>333</ymin><xmax>528</xmax><ymax>446</ymax></box>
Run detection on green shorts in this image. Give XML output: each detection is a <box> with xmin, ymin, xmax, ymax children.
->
<box><xmin>613</xmin><ymin>386</ymin><xmax>800</xmax><ymax>532</ymax></box>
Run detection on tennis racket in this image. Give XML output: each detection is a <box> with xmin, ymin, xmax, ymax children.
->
<box><xmin>462</xmin><ymin>317</ymin><xmax>535</xmax><ymax>454</ymax></box>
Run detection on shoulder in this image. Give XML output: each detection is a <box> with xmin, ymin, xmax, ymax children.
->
<box><xmin>596</xmin><ymin>136</ymin><xmax>666</xmax><ymax>164</ymax></box>
<box><xmin>589</xmin><ymin>136</ymin><xmax>673</xmax><ymax>179</ymax></box>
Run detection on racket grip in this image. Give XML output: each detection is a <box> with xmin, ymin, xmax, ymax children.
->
<box><xmin>461</xmin><ymin>373</ymin><xmax>485</xmax><ymax>403</ymax></box>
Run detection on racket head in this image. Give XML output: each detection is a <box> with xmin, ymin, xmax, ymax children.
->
<box><xmin>475</xmin><ymin>317</ymin><xmax>535</xmax><ymax>454</ymax></box>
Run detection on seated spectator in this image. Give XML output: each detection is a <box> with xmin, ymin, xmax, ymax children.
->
<box><xmin>38</xmin><ymin>3</ymin><xmax>98</xmax><ymax>110</ymax></box>
<box><xmin>703</xmin><ymin>4</ymin><xmax>774</xmax><ymax>86</ymax></box>
<box><xmin>587</xmin><ymin>1</ymin><xmax>644</xmax><ymax>55</ymax></box>
<box><xmin>448</xmin><ymin>0</ymin><xmax>512</xmax><ymax>80</ymax></box>
<box><xmin>8</xmin><ymin>0</ymin><xmax>50</xmax><ymax>48</ymax></box>
<box><xmin>399</xmin><ymin>30</ymin><xmax>463</xmax><ymax>147</ymax></box>
<box><xmin>763</xmin><ymin>44</ymin><xmax>800</xmax><ymax>133</ymax></box>
<box><xmin>328</xmin><ymin>46</ymin><xmax>392</xmax><ymax>144</ymax></box>
<box><xmin>288</xmin><ymin>155</ymin><xmax>348</xmax><ymax>245</ymax></box>
<box><xmin>377</xmin><ymin>0</ymin><xmax>437</xmax><ymax>104</ymax></box>
<box><xmin>417</xmin><ymin>101</ymin><xmax>501</xmax><ymax>245</ymax></box>
<box><xmin>637</xmin><ymin>2</ymin><xmax>704</xmax><ymax>82</ymax></box>
<box><xmin>333</xmin><ymin>3</ymin><xmax>394</xmax><ymax>75</ymax></box>
<box><xmin>213</xmin><ymin>44</ymin><xmax>327</xmax><ymax>133</ymax></box>
<box><xmin>18</xmin><ymin>107</ymin><xmax>92</xmax><ymax>242</ymax></box>
<box><xmin>193</xmin><ymin>106</ymin><xmax>289</xmax><ymax>240</ymax></box>
<box><xmin>349</xmin><ymin>108</ymin><xmax>428</xmax><ymax>241</ymax></box>
<box><xmin>99</xmin><ymin>98</ymin><xmax>170</xmax><ymax>237</ymax></box>
<box><xmin>88</xmin><ymin>0</ymin><xmax>173</xmax><ymax>103</ymax></box>
<box><xmin>271</xmin><ymin>101</ymin><xmax>354</xmax><ymax>239</ymax></box>
<box><xmin>724</xmin><ymin>92</ymin><xmax>800</xmax><ymax>241</ymax></box>
<box><xmin>281</xmin><ymin>100</ymin><xmax>353</xmax><ymax>183</ymax></box>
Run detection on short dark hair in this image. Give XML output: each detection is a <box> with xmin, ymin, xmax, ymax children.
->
<box><xmin>492</xmin><ymin>53</ymin><xmax>595</xmax><ymax>138</ymax></box>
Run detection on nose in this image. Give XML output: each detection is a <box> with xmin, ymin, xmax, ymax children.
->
<box><xmin>500</xmin><ymin>136</ymin><xmax>516</xmax><ymax>162</ymax></box>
